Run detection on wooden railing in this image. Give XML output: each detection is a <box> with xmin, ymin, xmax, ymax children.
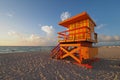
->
<box><xmin>50</xmin><ymin>44</ymin><xmax>60</xmax><ymax>59</ymax></box>
<box><xmin>58</xmin><ymin>26</ymin><xmax>97</xmax><ymax>42</ymax></box>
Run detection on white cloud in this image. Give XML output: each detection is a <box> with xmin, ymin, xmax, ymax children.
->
<box><xmin>7</xmin><ymin>13</ymin><xmax>13</xmax><ymax>17</ymax></box>
<box><xmin>98</xmin><ymin>34</ymin><xmax>120</xmax><ymax>42</ymax></box>
<box><xmin>0</xmin><ymin>11</ymin><xmax>14</xmax><ymax>17</ymax></box>
<box><xmin>41</xmin><ymin>25</ymin><xmax>57</xmax><ymax>45</ymax></box>
<box><xmin>8</xmin><ymin>31</ymin><xmax>21</xmax><ymax>37</ymax></box>
<box><xmin>6</xmin><ymin>12</ymin><xmax>14</xmax><ymax>17</ymax></box>
<box><xmin>26</xmin><ymin>34</ymin><xmax>46</xmax><ymax>46</ymax></box>
<box><xmin>41</xmin><ymin>25</ymin><xmax>54</xmax><ymax>34</ymax></box>
<box><xmin>8</xmin><ymin>31</ymin><xmax>24</xmax><ymax>39</ymax></box>
<box><xmin>8</xmin><ymin>31</ymin><xmax>52</xmax><ymax>46</ymax></box>
<box><xmin>60</xmin><ymin>11</ymin><xmax>71</xmax><ymax>21</ymax></box>
<box><xmin>7</xmin><ymin>25</ymin><xmax>57</xmax><ymax>46</ymax></box>
<box><xmin>96</xmin><ymin>24</ymin><xmax>107</xmax><ymax>29</ymax></box>
<box><xmin>6</xmin><ymin>11</ymin><xmax>14</xmax><ymax>17</ymax></box>
<box><xmin>114</xmin><ymin>36</ymin><xmax>120</xmax><ymax>41</ymax></box>
<box><xmin>30</xmin><ymin>34</ymin><xmax>41</xmax><ymax>41</ymax></box>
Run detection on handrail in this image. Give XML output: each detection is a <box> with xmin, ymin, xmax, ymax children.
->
<box><xmin>58</xmin><ymin>32</ymin><xmax>90</xmax><ymax>38</ymax></box>
<box><xmin>57</xmin><ymin>26</ymin><xmax>97</xmax><ymax>42</ymax></box>
<box><xmin>51</xmin><ymin>44</ymin><xmax>60</xmax><ymax>52</ymax></box>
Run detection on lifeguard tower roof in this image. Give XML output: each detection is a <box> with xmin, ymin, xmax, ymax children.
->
<box><xmin>59</xmin><ymin>12</ymin><xmax>96</xmax><ymax>27</ymax></box>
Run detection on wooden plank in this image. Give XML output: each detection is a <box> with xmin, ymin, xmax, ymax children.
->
<box><xmin>70</xmin><ymin>54</ymin><xmax>81</xmax><ymax>63</ymax></box>
<box><xmin>60</xmin><ymin>47</ymin><xmax>69</xmax><ymax>59</ymax></box>
<box><xmin>60</xmin><ymin>43</ymin><xmax>80</xmax><ymax>47</ymax></box>
<box><xmin>61</xmin><ymin>46</ymin><xmax>81</xmax><ymax>63</ymax></box>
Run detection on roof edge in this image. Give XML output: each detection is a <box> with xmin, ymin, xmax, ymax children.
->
<box><xmin>59</xmin><ymin>12</ymin><xmax>96</xmax><ymax>27</ymax></box>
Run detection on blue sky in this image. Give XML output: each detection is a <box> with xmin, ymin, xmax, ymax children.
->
<box><xmin>0</xmin><ymin>0</ymin><xmax>120</xmax><ymax>46</ymax></box>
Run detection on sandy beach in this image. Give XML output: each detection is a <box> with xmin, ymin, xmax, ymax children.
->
<box><xmin>0</xmin><ymin>47</ymin><xmax>120</xmax><ymax>80</ymax></box>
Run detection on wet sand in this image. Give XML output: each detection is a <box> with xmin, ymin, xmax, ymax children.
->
<box><xmin>0</xmin><ymin>47</ymin><xmax>120</xmax><ymax>80</ymax></box>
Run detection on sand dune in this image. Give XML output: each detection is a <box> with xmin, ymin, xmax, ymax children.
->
<box><xmin>0</xmin><ymin>47</ymin><xmax>120</xmax><ymax>80</ymax></box>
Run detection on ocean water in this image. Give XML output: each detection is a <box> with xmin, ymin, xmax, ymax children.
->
<box><xmin>0</xmin><ymin>46</ymin><xmax>54</xmax><ymax>53</ymax></box>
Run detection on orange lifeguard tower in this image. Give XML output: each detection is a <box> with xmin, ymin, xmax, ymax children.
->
<box><xmin>51</xmin><ymin>12</ymin><xmax>98</xmax><ymax>68</ymax></box>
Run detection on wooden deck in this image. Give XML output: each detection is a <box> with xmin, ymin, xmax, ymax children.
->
<box><xmin>59</xmin><ymin>39</ymin><xmax>97</xmax><ymax>43</ymax></box>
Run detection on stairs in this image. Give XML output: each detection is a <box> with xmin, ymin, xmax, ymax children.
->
<box><xmin>50</xmin><ymin>44</ymin><xmax>62</xmax><ymax>59</ymax></box>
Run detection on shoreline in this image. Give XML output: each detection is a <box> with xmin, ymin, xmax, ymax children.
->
<box><xmin>0</xmin><ymin>47</ymin><xmax>120</xmax><ymax>80</ymax></box>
